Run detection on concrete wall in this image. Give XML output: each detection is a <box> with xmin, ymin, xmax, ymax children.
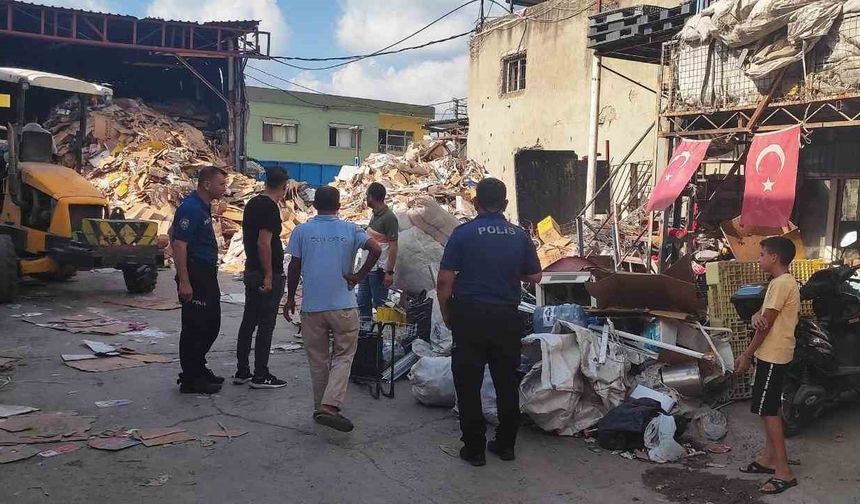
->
<box><xmin>247</xmin><ymin>100</ymin><xmax>379</xmax><ymax>166</ymax></box>
<box><xmin>468</xmin><ymin>0</ymin><xmax>674</xmax><ymax>223</ymax></box>
<box><xmin>378</xmin><ymin>113</ymin><xmax>428</xmax><ymax>143</ymax></box>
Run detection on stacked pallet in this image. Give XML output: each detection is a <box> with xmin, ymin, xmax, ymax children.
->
<box><xmin>587</xmin><ymin>2</ymin><xmax>696</xmax><ymax>61</ymax></box>
<box><xmin>705</xmin><ymin>259</ymin><xmax>827</xmax><ymax>400</ymax></box>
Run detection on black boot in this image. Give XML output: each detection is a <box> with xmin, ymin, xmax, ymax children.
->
<box><xmin>459</xmin><ymin>447</ymin><xmax>486</xmax><ymax>467</ymax></box>
<box><xmin>488</xmin><ymin>440</ymin><xmax>516</xmax><ymax>461</ymax></box>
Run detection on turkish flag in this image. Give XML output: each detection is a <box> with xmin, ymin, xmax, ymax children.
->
<box><xmin>740</xmin><ymin>125</ymin><xmax>800</xmax><ymax>227</ymax></box>
<box><xmin>646</xmin><ymin>138</ymin><xmax>711</xmax><ymax>212</ymax></box>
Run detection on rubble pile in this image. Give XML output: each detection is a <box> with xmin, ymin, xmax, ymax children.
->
<box><xmin>534</xmin><ymin>211</ymin><xmax>650</xmax><ymax>268</ymax></box>
<box><xmin>330</xmin><ymin>140</ymin><xmax>486</xmax><ymax>223</ymax></box>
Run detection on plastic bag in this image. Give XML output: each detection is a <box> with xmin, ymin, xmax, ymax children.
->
<box><xmin>533</xmin><ymin>304</ymin><xmax>589</xmax><ymax>333</ymax></box>
<box><xmin>694</xmin><ymin>407</ymin><xmax>728</xmax><ymax>441</ymax></box>
<box><xmin>645</xmin><ymin>414</ymin><xmax>686</xmax><ymax>463</ymax></box>
<box><xmin>393</xmin><ymin>227</ymin><xmax>442</xmax><ymax>293</ymax></box>
<box><xmin>427</xmin><ymin>289</ymin><xmax>452</xmax><ymax>355</ymax></box>
<box><xmin>409</xmin><ymin>355</ymin><xmax>455</xmax><ymax>407</ymax></box>
<box><xmin>452</xmin><ymin>366</ymin><xmax>498</xmax><ymax>425</ymax></box>
<box><xmin>519</xmin><ymin>332</ymin><xmax>603</xmax><ymax>436</ymax></box>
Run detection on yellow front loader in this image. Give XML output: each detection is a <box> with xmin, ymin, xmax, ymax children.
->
<box><xmin>0</xmin><ymin>68</ymin><xmax>163</xmax><ymax>303</ymax></box>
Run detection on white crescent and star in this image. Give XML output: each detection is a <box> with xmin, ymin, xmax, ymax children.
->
<box><xmin>754</xmin><ymin>144</ymin><xmax>786</xmax><ymax>192</ymax></box>
<box><xmin>665</xmin><ymin>151</ymin><xmax>691</xmax><ymax>182</ymax></box>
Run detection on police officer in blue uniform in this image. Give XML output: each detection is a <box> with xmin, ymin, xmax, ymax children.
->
<box><xmin>171</xmin><ymin>166</ymin><xmax>228</xmax><ymax>394</ymax></box>
<box><xmin>437</xmin><ymin>178</ymin><xmax>542</xmax><ymax>466</ymax></box>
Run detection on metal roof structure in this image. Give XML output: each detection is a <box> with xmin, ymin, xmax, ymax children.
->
<box><xmin>246</xmin><ymin>86</ymin><xmax>436</xmax><ymax>118</ymax></box>
<box><xmin>0</xmin><ymin>67</ymin><xmax>112</xmax><ymax>96</ymax></box>
<box><xmin>0</xmin><ymin>0</ymin><xmax>269</xmax><ymax>58</ymax></box>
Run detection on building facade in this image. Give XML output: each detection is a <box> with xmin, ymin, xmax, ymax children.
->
<box><xmin>467</xmin><ymin>0</ymin><xmax>676</xmax><ymax>226</ymax></box>
<box><xmin>246</xmin><ymin>87</ymin><xmax>434</xmax><ymax>185</ymax></box>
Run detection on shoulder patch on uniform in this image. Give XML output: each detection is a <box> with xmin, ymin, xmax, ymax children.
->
<box><xmin>179</xmin><ymin>217</ymin><xmax>190</xmax><ymax>230</ymax></box>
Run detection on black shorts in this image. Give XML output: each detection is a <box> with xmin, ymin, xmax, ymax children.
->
<box><xmin>751</xmin><ymin>360</ymin><xmax>788</xmax><ymax>416</ymax></box>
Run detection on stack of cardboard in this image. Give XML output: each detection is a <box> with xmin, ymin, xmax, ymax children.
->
<box><xmin>330</xmin><ymin>140</ymin><xmax>486</xmax><ymax>224</ymax></box>
<box><xmin>43</xmin><ymin>96</ymin><xmax>316</xmax><ymax>271</ymax></box>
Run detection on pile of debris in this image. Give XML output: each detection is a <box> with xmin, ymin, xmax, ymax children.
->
<box><xmin>330</xmin><ymin>140</ymin><xmax>486</xmax><ymax>223</ymax></box>
<box><xmin>224</xmin><ymin>140</ymin><xmax>486</xmax><ymax>273</ymax></box>
<box><xmin>43</xmin><ymin>96</ymin><xmax>309</xmax><ymax>268</ymax></box>
<box><xmin>533</xmin><ymin>212</ymin><xmax>650</xmax><ymax>269</ymax></box>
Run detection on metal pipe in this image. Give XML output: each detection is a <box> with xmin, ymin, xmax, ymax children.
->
<box><xmin>588</xmin><ymin>325</ymin><xmax>707</xmax><ymax>359</ymax></box>
<box><xmin>586</xmin><ymin>53</ymin><xmax>601</xmax><ymax>218</ymax></box>
<box><xmin>577</xmin><ymin>122</ymin><xmax>654</xmax><ymax>220</ymax></box>
<box><xmin>76</xmin><ymin>94</ymin><xmax>86</xmax><ymax>171</ymax></box>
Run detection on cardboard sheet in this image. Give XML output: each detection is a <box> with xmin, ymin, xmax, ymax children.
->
<box><xmin>104</xmin><ymin>297</ymin><xmax>181</xmax><ymax>311</ymax></box>
<box><xmin>64</xmin><ymin>356</ymin><xmax>146</xmax><ymax>373</ymax></box>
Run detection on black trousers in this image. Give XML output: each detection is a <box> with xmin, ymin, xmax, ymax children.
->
<box><xmin>236</xmin><ymin>272</ymin><xmax>286</xmax><ymax>377</ymax></box>
<box><xmin>450</xmin><ymin>299</ymin><xmax>522</xmax><ymax>453</ymax></box>
<box><xmin>177</xmin><ymin>261</ymin><xmax>221</xmax><ymax>381</ymax></box>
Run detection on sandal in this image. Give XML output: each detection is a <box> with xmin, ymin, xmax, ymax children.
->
<box><xmin>760</xmin><ymin>477</ymin><xmax>798</xmax><ymax>495</ymax></box>
<box><xmin>739</xmin><ymin>461</ymin><xmax>776</xmax><ymax>474</ymax></box>
<box><xmin>314</xmin><ymin>411</ymin><xmax>354</xmax><ymax>432</ymax></box>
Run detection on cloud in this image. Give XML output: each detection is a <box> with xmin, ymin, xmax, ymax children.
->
<box><xmin>327</xmin><ymin>55</ymin><xmax>468</xmax><ymax>110</ymax></box>
<box><xmin>335</xmin><ymin>0</ymin><xmax>477</xmax><ymax>56</ymax></box>
<box><xmin>145</xmin><ymin>0</ymin><xmax>290</xmax><ymax>55</ymax></box>
<box><xmin>284</xmin><ymin>1</ymin><xmax>474</xmax><ymax>110</ymax></box>
<box><xmin>24</xmin><ymin>0</ymin><xmax>117</xmax><ymax>11</ymax></box>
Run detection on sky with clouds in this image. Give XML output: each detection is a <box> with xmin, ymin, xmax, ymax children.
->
<box><xmin>25</xmin><ymin>0</ymin><xmax>508</xmax><ymax>116</ymax></box>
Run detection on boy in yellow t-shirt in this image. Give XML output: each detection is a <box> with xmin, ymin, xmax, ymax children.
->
<box><xmin>735</xmin><ymin>236</ymin><xmax>800</xmax><ymax>495</ymax></box>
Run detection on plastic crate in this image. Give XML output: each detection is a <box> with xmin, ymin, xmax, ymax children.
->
<box><xmin>706</xmin><ymin>259</ymin><xmax>827</xmax><ymax>399</ymax></box>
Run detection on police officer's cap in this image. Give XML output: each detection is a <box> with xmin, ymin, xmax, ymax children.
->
<box><xmin>476</xmin><ymin>178</ymin><xmax>506</xmax><ymax>213</ymax></box>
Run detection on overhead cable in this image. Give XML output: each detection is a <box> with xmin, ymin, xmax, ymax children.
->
<box><xmin>270</xmin><ymin>0</ymin><xmax>479</xmax><ymax>71</ymax></box>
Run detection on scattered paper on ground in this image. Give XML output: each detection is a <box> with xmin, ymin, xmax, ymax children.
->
<box><xmin>0</xmin><ymin>405</ymin><xmax>39</xmax><ymax>418</ymax></box>
<box><xmin>141</xmin><ymin>473</ymin><xmax>170</xmax><ymax>487</ymax></box>
<box><xmin>64</xmin><ymin>356</ymin><xmax>146</xmax><ymax>373</ymax></box>
<box><xmin>105</xmin><ymin>297</ymin><xmax>180</xmax><ymax>311</ymax></box>
<box><xmin>0</xmin><ymin>412</ymin><xmax>95</xmax><ymax>445</ymax></box>
<box><xmin>95</xmin><ymin>400</ymin><xmax>132</xmax><ymax>408</ymax></box>
<box><xmin>220</xmin><ymin>293</ymin><xmax>245</xmax><ymax>305</ymax></box>
<box><xmin>134</xmin><ymin>427</ymin><xmax>186</xmax><ymax>441</ymax></box>
<box><xmin>141</xmin><ymin>431</ymin><xmax>194</xmax><ymax>447</ymax></box>
<box><xmin>87</xmin><ymin>434</ymin><xmax>141</xmax><ymax>451</ymax></box>
<box><xmin>38</xmin><ymin>443</ymin><xmax>80</xmax><ymax>458</ymax></box>
<box><xmin>0</xmin><ymin>444</ymin><xmax>41</xmax><ymax>464</ymax></box>
<box><xmin>271</xmin><ymin>343</ymin><xmax>302</xmax><ymax>353</ymax></box>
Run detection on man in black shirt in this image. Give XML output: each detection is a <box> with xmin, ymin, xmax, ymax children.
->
<box><xmin>234</xmin><ymin>167</ymin><xmax>289</xmax><ymax>389</ymax></box>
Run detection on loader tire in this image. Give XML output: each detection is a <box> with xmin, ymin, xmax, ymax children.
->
<box><xmin>122</xmin><ymin>264</ymin><xmax>157</xmax><ymax>294</ymax></box>
<box><xmin>0</xmin><ymin>235</ymin><xmax>18</xmax><ymax>303</ymax></box>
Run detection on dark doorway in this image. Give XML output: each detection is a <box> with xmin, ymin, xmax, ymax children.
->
<box><xmin>514</xmin><ymin>150</ymin><xmax>609</xmax><ymax>230</ymax></box>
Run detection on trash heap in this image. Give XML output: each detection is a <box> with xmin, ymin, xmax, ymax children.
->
<box><xmin>330</xmin><ymin>140</ymin><xmax>486</xmax><ymax>223</ymax></box>
<box><xmin>532</xmin><ymin>213</ymin><xmax>650</xmax><ymax>269</ymax></box>
<box><xmin>409</xmin><ymin>256</ymin><xmax>738</xmax><ymax>464</ymax></box>
<box><xmin>42</xmin><ymin>97</ymin><xmax>317</xmax><ymax>270</ymax></box>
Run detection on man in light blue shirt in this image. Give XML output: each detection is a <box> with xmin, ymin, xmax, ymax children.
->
<box><xmin>284</xmin><ymin>186</ymin><xmax>380</xmax><ymax>432</ymax></box>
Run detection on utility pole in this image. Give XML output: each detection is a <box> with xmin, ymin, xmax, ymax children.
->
<box><xmin>480</xmin><ymin>0</ymin><xmax>485</xmax><ymax>28</ymax></box>
<box><xmin>353</xmin><ymin>126</ymin><xmax>361</xmax><ymax>166</ymax></box>
<box><xmin>586</xmin><ymin>0</ymin><xmax>603</xmax><ymax>218</ymax></box>
<box><xmin>453</xmin><ymin>97</ymin><xmax>460</xmax><ymax>120</ymax></box>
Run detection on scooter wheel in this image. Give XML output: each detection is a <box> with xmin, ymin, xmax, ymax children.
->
<box><xmin>781</xmin><ymin>384</ymin><xmax>805</xmax><ymax>438</ymax></box>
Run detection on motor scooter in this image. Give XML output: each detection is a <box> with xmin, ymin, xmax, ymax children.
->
<box><xmin>732</xmin><ymin>231</ymin><xmax>860</xmax><ymax>436</ymax></box>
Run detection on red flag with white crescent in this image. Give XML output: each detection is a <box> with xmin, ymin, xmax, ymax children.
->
<box><xmin>646</xmin><ymin>138</ymin><xmax>711</xmax><ymax>212</ymax></box>
<box><xmin>740</xmin><ymin>125</ymin><xmax>800</xmax><ymax>227</ymax></box>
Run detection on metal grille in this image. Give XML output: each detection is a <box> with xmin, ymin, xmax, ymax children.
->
<box><xmin>663</xmin><ymin>15</ymin><xmax>860</xmax><ymax>114</ymax></box>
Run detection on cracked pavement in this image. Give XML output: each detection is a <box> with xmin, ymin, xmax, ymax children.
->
<box><xmin>1</xmin><ymin>269</ymin><xmax>859</xmax><ymax>503</ymax></box>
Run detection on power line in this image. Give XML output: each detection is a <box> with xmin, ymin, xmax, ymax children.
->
<box><xmin>244</xmin><ymin>73</ymin><xmax>327</xmax><ymax>109</ymax></box>
<box><xmin>271</xmin><ymin>30</ymin><xmax>475</xmax><ymax>71</ymax></box>
<box><xmin>270</xmin><ymin>0</ymin><xmax>479</xmax><ymax>71</ymax></box>
<box><xmin>246</xmin><ymin>65</ymin><xmax>434</xmax><ymax>115</ymax></box>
